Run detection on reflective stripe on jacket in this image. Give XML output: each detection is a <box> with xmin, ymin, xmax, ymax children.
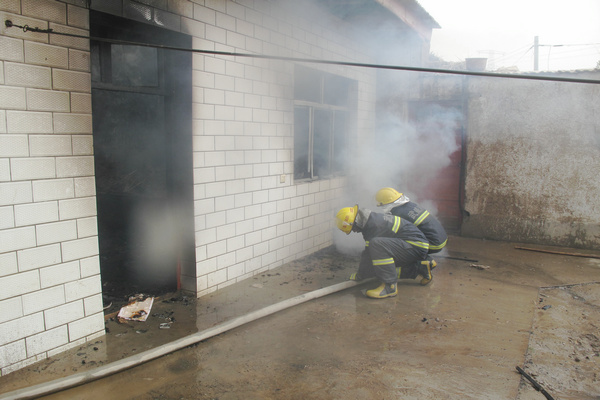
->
<box><xmin>360</xmin><ymin>210</ymin><xmax>429</xmax><ymax>251</ymax></box>
<box><xmin>389</xmin><ymin>201</ymin><xmax>447</xmax><ymax>250</ymax></box>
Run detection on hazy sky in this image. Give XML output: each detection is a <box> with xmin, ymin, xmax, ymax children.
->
<box><xmin>417</xmin><ymin>0</ymin><xmax>600</xmax><ymax>71</ymax></box>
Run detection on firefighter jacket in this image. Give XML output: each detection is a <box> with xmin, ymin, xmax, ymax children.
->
<box><xmin>354</xmin><ymin>208</ymin><xmax>429</xmax><ymax>282</ymax></box>
<box><xmin>355</xmin><ymin>208</ymin><xmax>429</xmax><ymax>249</ymax></box>
<box><xmin>389</xmin><ymin>201</ymin><xmax>448</xmax><ymax>253</ymax></box>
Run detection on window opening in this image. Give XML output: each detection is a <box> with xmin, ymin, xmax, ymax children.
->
<box><xmin>293</xmin><ymin>65</ymin><xmax>355</xmax><ymax>180</ymax></box>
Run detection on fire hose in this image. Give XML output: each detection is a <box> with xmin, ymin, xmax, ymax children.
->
<box><xmin>0</xmin><ymin>280</ymin><xmax>367</xmax><ymax>400</ymax></box>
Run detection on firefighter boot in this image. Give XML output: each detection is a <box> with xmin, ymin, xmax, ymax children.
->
<box><xmin>366</xmin><ymin>282</ymin><xmax>398</xmax><ymax>299</ymax></box>
<box><xmin>424</xmin><ymin>257</ymin><xmax>437</xmax><ymax>270</ymax></box>
<box><xmin>349</xmin><ymin>272</ymin><xmax>363</xmax><ymax>281</ymax></box>
<box><xmin>419</xmin><ymin>260</ymin><xmax>433</xmax><ymax>286</ymax></box>
<box><xmin>430</xmin><ymin>259</ymin><xmax>437</xmax><ymax>270</ymax></box>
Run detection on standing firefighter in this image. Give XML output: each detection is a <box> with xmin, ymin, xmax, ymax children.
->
<box><xmin>335</xmin><ymin>205</ymin><xmax>432</xmax><ymax>299</ymax></box>
<box><xmin>376</xmin><ymin>187</ymin><xmax>448</xmax><ymax>272</ymax></box>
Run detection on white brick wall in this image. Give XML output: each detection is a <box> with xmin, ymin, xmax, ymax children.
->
<box><xmin>191</xmin><ymin>0</ymin><xmax>365</xmax><ymax>293</ymax></box>
<box><xmin>0</xmin><ymin>0</ymin><xmax>103</xmax><ymax>376</ymax></box>
<box><xmin>0</xmin><ymin>313</ymin><xmax>44</xmax><ymax>347</ymax></box>
<box><xmin>68</xmin><ymin>313</ymin><xmax>104</xmax><ymax>341</ymax></box>
<box><xmin>0</xmin><ymin>339</ymin><xmax>26</xmax><ymax>369</ymax></box>
<box><xmin>25</xmin><ymin>326</ymin><xmax>69</xmax><ymax>357</ymax></box>
<box><xmin>44</xmin><ymin>301</ymin><xmax>84</xmax><ymax>330</ymax></box>
<box><xmin>0</xmin><ymin>297</ymin><xmax>21</xmax><ymax>325</ymax></box>
<box><xmin>1</xmin><ymin>0</ymin><xmax>394</xmax><ymax>375</ymax></box>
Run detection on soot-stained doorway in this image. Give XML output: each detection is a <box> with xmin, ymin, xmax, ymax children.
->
<box><xmin>90</xmin><ymin>11</ymin><xmax>195</xmax><ymax>299</ymax></box>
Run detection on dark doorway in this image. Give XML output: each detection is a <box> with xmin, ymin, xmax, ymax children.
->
<box><xmin>90</xmin><ymin>11</ymin><xmax>195</xmax><ymax>299</ymax></box>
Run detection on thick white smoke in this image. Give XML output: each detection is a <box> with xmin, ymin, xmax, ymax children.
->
<box><xmin>334</xmin><ymin>101</ymin><xmax>461</xmax><ymax>255</ymax></box>
<box><xmin>272</xmin><ymin>0</ymin><xmax>461</xmax><ymax>255</ymax></box>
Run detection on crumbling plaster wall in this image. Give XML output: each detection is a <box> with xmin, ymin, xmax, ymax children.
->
<box><xmin>461</xmin><ymin>72</ymin><xmax>600</xmax><ymax>249</ymax></box>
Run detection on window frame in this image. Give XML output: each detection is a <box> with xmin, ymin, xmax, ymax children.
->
<box><xmin>293</xmin><ymin>65</ymin><xmax>355</xmax><ymax>181</ymax></box>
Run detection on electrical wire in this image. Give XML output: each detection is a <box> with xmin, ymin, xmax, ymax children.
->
<box><xmin>478</xmin><ymin>44</ymin><xmax>534</xmax><ymax>72</ymax></box>
<box><xmin>538</xmin><ymin>42</ymin><xmax>600</xmax><ymax>48</ymax></box>
<box><xmin>489</xmin><ymin>45</ymin><xmax>534</xmax><ymax>69</ymax></box>
<box><xmin>512</xmin><ymin>47</ymin><xmax>534</xmax><ymax>67</ymax></box>
<box><xmin>492</xmin><ymin>43</ymin><xmax>532</xmax><ymax>62</ymax></box>
<box><xmin>4</xmin><ymin>19</ymin><xmax>600</xmax><ymax>85</ymax></box>
<box><xmin>534</xmin><ymin>45</ymin><xmax>600</xmax><ymax>70</ymax></box>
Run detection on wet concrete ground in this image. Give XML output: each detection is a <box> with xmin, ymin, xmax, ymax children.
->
<box><xmin>0</xmin><ymin>235</ymin><xmax>599</xmax><ymax>399</ymax></box>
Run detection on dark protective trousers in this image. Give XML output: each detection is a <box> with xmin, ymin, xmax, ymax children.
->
<box><xmin>357</xmin><ymin>237</ymin><xmax>428</xmax><ymax>284</ymax></box>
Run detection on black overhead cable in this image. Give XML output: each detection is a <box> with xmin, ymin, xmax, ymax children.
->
<box><xmin>5</xmin><ymin>19</ymin><xmax>600</xmax><ymax>85</ymax></box>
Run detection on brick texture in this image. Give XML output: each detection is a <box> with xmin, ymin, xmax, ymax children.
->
<box><xmin>0</xmin><ymin>0</ymin><xmax>103</xmax><ymax>375</ymax></box>
<box><xmin>0</xmin><ymin>0</ymin><xmax>376</xmax><ymax>376</ymax></box>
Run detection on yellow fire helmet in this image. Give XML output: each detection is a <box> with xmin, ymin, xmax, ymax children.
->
<box><xmin>335</xmin><ymin>205</ymin><xmax>358</xmax><ymax>235</ymax></box>
<box><xmin>375</xmin><ymin>187</ymin><xmax>402</xmax><ymax>207</ymax></box>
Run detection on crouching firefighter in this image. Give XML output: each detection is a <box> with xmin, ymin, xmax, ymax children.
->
<box><xmin>375</xmin><ymin>187</ymin><xmax>448</xmax><ymax>273</ymax></box>
<box><xmin>335</xmin><ymin>205</ymin><xmax>432</xmax><ymax>299</ymax></box>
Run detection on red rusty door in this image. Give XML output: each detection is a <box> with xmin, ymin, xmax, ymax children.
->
<box><xmin>407</xmin><ymin>101</ymin><xmax>464</xmax><ymax>234</ymax></box>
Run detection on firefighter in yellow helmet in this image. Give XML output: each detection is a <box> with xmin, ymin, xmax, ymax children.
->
<box><xmin>375</xmin><ymin>187</ymin><xmax>448</xmax><ymax>275</ymax></box>
<box><xmin>335</xmin><ymin>205</ymin><xmax>431</xmax><ymax>299</ymax></box>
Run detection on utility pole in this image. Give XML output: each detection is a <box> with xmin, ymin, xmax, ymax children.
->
<box><xmin>534</xmin><ymin>36</ymin><xmax>539</xmax><ymax>71</ymax></box>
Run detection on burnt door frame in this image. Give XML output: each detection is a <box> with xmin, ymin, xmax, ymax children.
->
<box><xmin>90</xmin><ymin>11</ymin><xmax>194</xmax><ymax>294</ymax></box>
